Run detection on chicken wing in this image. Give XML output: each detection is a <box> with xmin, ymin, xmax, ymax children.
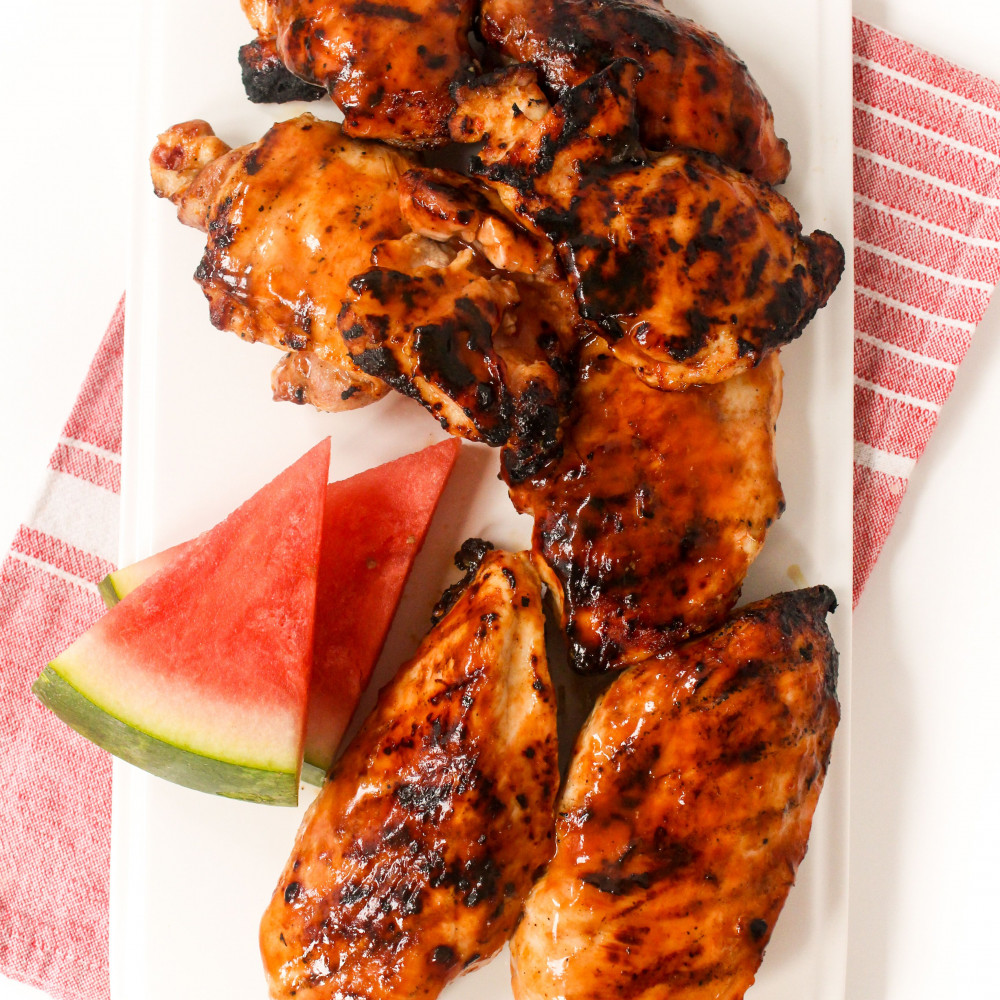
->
<box><xmin>511</xmin><ymin>587</ymin><xmax>840</xmax><ymax>1000</ymax></box>
<box><xmin>237</xmin><ymin>0</ymin><xmax>477</xmax><ymax>148</ymax></box>
<box><xmin>150</xmin><ymin>114</ymin><xmax>414</xmax><ymax>410</ymax></box>
<box><xmin>508</xmin><ymin>337</ymin><xmax>784</xmax><ymax>673</ymax></box>
<box><xmin>479</xmin><ymin>0</ymin><xmax>790</xmax><ymax>184</ymax></box>
<box><xmin>259</xmin><ymin>545</ymin><xmax>558</xmax><ymax>1000</ymax></box>
<box><xmin>453</xmin><ymin>62</ymin><xmax>843</xmax><ymax>390</ymax></box>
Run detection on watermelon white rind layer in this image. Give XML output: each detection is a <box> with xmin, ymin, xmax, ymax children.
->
<box><xmin>98</xmin><ymin>543</ymin><xmax>189</xmax><ymax>610</ymax></box>
<box><xmin>32</xmin><ymin>665</ymin><xmax>297</xmax><ymax>805</ymax></box>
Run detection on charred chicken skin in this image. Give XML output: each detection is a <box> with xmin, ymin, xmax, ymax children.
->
<box><xmin>479</xmin><ymin>0</ymin><xmax>791</xmax><ymax>184</ymax></box>
<box><xmin>511</xmin><ymin>587</ymin><xmax>840</xmax><ymax>1000</ymax></box>
<box><xmin>452</xmin><ymin>62</ymin><xmax>844</xmax><ymax>390</ymax></box>
<box><xmin>508</xmin><ymin>338</ymin><xmax>784</xmax><ymax>674</ymax></box>
<box><xmin>150</xmin><ymin>114</ymin><xmax>414</xmax><ymax>411</ymax></box>
<box><xmin>237</xmin><ymin>0</ymin><xmax>477</xmax><ymax>148</ymax></box>
<box><xmin>259</xmin><ymin>546</ymin><xmax>558</xmax><ymax>1000</ymax></box>
<box><xmin>339</xmin><ymin>167</ymin><xmax>582</xmax><ymax>480</ymax></box>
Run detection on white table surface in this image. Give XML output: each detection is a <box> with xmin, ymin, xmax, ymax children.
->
<box><xmin>1</xmin><ymin>1</ymin><xmax>997</xmax><ymax>998</ymax></box>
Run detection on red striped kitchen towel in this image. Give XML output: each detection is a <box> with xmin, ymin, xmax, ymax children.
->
<box><xmin>0</xmin><ymin>297</ymin><xmax>122</xmax><ymax>1000</ymax></box>
<box><xmin>852</xmin><ymin>18</ymin><xmax>1000</xmax><ymax>601</ymax></box>
<box><xmin>3</xmin><ymin>20</ymin><xmax>1000</xmax><ymax>1000</ymax></box>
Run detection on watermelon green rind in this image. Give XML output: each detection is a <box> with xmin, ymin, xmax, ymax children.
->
<box><xmin>80</xmin><ymin>439</ymin><xmax>458</xmax><ymax>791</ymax></box>
<box><xmin>97</xmin><ymin>575</ymin><xmax>123</xmax><ymax>610</ymax></box>
<box><xmin>299</xmin><ymin>759</ymin><xmax>327</xmax><ymax>788</ymax></box>
<box><xmin>32</xmin><ymin>665</ymin><xmax>296</xmax><ymax>805</ymax></box>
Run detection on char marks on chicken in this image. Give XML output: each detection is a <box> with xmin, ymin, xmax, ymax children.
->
<box><xmin>151</xmin><ymin>114</ymin><xmax>417</xmax><ymax>410</ymax></box>
<box><xmin>479</xmin><ymin>0</ymin><xmax>791</xmax><ymax>184</ymax></box>
<box><xmin>511</xmin><ymin>587</ymin><xmax>840</xmax><ymax>1000</ymax></box>
<box><xmin>508</xmin><ymin>338</ymin><xmax>784</xmax><ymax>673</ymax></box>
<box><xmin>237</xmin><ymin>0</ymin><xmax>477</xmax><ymax>148</ymax></box>
<box><xmin>339</xmin><ymin>167</ymin><xmax>581</xmax><ymax>479</ymax></box>
<box><xmin>152</xmin><ymin>4</ymin><xmax>848</xmax><ymax>994</ymax></box>
<box><xmin>453</xmin><ymin>61</ymin><xmax>844</xmax><ymax>390</ymax></box>
<box><xmin>238</xmin><ymin>36</ymin><xmax>327</xmax><ymax>103</ymax></box>
<box><xmin>260</xmin><ymin>548</ymin><xmax>558</xmax><ymax>1000</ymax></box>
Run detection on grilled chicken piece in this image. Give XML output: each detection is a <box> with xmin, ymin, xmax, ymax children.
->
<box><xmin>150</xmin><ymin>114</ymin><xmax>415</xmax><ymax>410</ymax></box>
<box><xmin>339</xmin><ymin>168</ymin><xmax>581</xmax><ymax>480</ymax></box>
<box><xmin>453</xmin><ymin>63</ymin><xmax>844</xmax><ymax>390</ymax></box>
<box><xmin>479</xmin><ymin>0</ymin><xmax>790</xmax><ymax>184</ymax></box>
<box><xmin>508</xmin><ymin>337</ymin><xmax>784</xmax><ymax>673</ymax></box>
<box><xmin>260</xmin><ymin>546</ymin><xmax>558</xmax><ymax>1000</ymax></box>
<box><xmin>511</xmin><ymin>587</ymin><xmax>840</xmax><ymax>1000</ymax></box>
<box><xmin>236</xmin><ymin>0</ymin><xmax>476</xmax><ymax>148</ymax></box>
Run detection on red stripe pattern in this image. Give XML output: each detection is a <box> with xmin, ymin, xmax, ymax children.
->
<box><xmin>49</xmin><ymin>441</ymin><xmax>122</xmax><ymax>494</ymax></box>
<box><xmin>853</xmin><ymin>19</ymin><xmax>1000</xmax><ymax>602</ymax></box>
<box><xmin>0</xmin><ymin>295</ymin><xmax>122</xmax><ymax>1000</ymax></box>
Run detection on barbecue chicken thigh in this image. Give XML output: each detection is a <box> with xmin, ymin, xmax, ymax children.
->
<box><xmin>151</xmin><ymin>115</ymin><xmax>414</xmax><ymax>410</ymax></box>
<box><xmin>237</xmin><ymin>0</ymin><xmax>477</xmax><ymax>147</ymax></box>
<box><xmin>260</xmin><ymin>546</ymin><xmax>558</xmax><ymax>1000</ymax></box>
<box><xmin>151</xmin><ymin>120</ymin><xmax>582</xmax><ymax>459</ymax></box>
<box><xmin>479</xmin><ymin>0</ymin><xmax>790</xmax><ymax>184</ymax></box>
<box><xmin>511</xmin><ymin>587</ymin><xmax>840</xmax><ymax>1000</ymax></box>
<box><xmin>453</xmin><ymin>62</ymin><xmax>844</xmax><ymax>390</ymax></box>
<box><xmin>339</xmin><ymin>167</ymin><xmax>583</xmax><ymax>481</ymax></box>
<box><xmin>508</xmin><ymin>338</ymin><xmax>784</xmax><ymax>673</ymax></box>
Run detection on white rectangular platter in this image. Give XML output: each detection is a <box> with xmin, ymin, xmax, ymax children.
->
<box><xmin>116</xmin><ymin>0</ymin><xmax>853</xmax><ymax>997</ymax></box>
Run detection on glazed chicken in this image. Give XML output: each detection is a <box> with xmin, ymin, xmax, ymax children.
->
<box><xmin>479</xmin><ymin>0</ymin><xmax>791</xmax><ymax>184</ymax></box>
<box><xmin>150</xmin><ymin>115</ymin><xmax>414</xmax><ymax>410</ymax></box>
<box><xmin>511</xmin><ymin>587</ymin><xmax>840</xmax><ymax>1000</ymax></box>
<box><xmin>260</xmin><ymin>545</ymin><xmax>559</xmax><ymax>1000</ymax></box>
<box><xmin>452</xmin><ymin>62</ymin><xmax>844</xmax><ymax>390</ymax></box>
<box><xmin>236</xmin><ymin>0</ymin><xmax>477</xmax><ymax>147</ymax></box>
<box><xmin>151</xmin><ymin>122</ymin><xmax>580</xmax><ymax>466</ymax></box>
<box><xmin>508</xmin><ymin>337</ymin><xmax>784</xmax><ymax>673</ymax></box>
<box><xmin>339</xmin><ymin>167</ymin><xmax>583</xmax><ymax>480</ymax></box>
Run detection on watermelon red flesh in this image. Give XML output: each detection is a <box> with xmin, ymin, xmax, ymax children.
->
<box><xmin>35</xmin><ymin>438</ymin><xmax>330</xmax><ymax>804</ymax></box>
<box><xmin>303</xmin><ymin>437</ymin><xmax>460</xmax><ymax>783</ymax></box>
<box><xmin>92</xmin><ymin>439</ymin><xmax>460</xmax><ymax>786</ymax></box>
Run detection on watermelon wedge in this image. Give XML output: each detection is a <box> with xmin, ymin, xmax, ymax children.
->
<box><xmin>33</xmin><ymin>439</ymin><xmax>331</xmax><ymax>805</ymax></box>
<box><xmin>302</xmin><ymin>437</ymin><xmax>459</xmax><ymax>783</ymax></box>
<box><xmin>91</xmin><ymin>438</ymin><xmax>460</xmax><ymax>786</ymax></box>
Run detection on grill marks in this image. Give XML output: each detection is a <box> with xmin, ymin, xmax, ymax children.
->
<box><xmin>239</xmin><ymin>0</ymin><xmax>477</xmax><ymax>147</ymax></box>
<box><xmin>508</xmin><ymin>340</ymin><xmax>785</xmax><ymax>673</ymax></box>
<box><xmin>456</xmin><ymin>60</ymin><xmax>844</xmax><ymax>392</ymax></box>
<box><xmin>478</xmin><ymin>0</ymin><xmax>790</xmax><ymax>184</ymax></box>
<box><xmin>511</xmin><ymin>588</ymin><xmax>840</xmax><ymax>1000</ymax></box>
<box><xmin>337</xmin><ymin>168</ymin><xmax>581</xmax><ymax>476</ymax></box>
<box><xmin>536</xmin><ymin>142</ymin><xmax>844</xmax><ymax>390</ymax></box>
<box><xmin>339</xmin><ymin>253</ymin><xmax>521</xmax><ymax>446</ymax></box>
<box><xmin>260</xmin><ymin>550</ymin><xmax>558</xmax><ymax>1000</ymax></box>
<box><xmin>170</xmin><ymin>115</ymin><xmax>414</xmax><ymax>411</ymax></box>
